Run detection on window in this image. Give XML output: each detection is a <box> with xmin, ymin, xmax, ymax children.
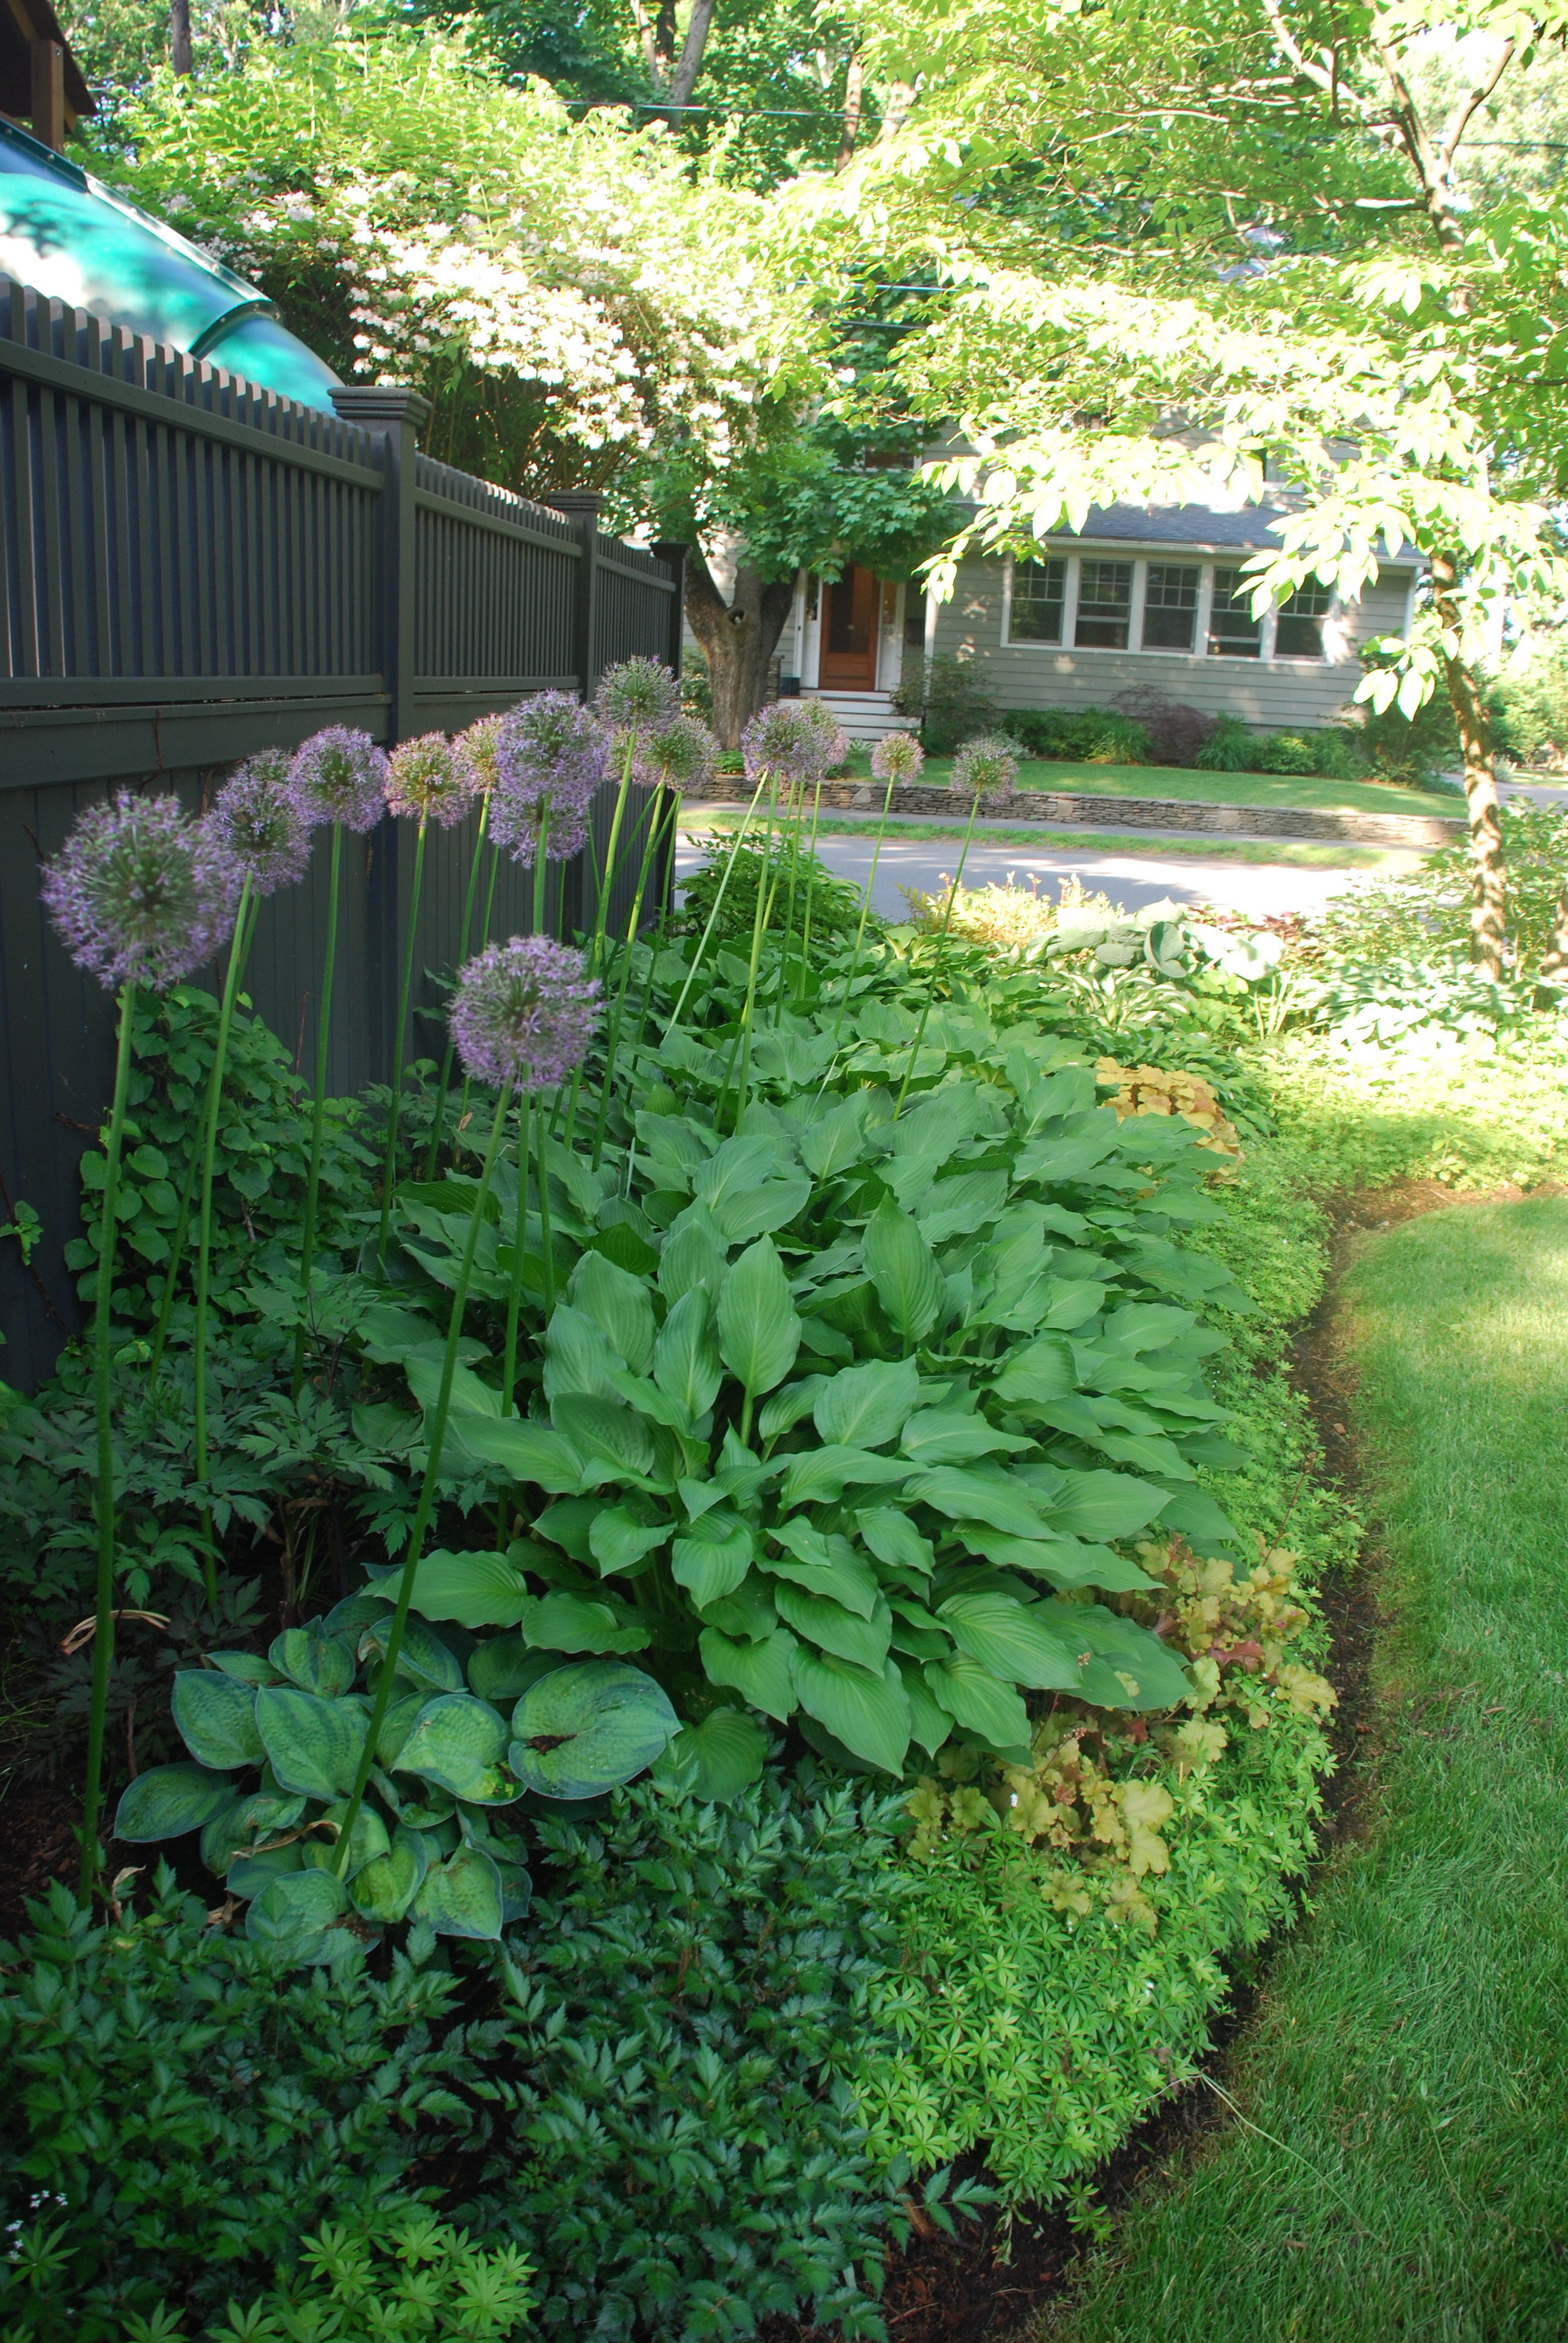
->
<box><xmin>1008</xmin><ymin>556</ymin><xmax>1066</xmax><ymax>644</ymax></box>
<box><xmin>1073</xmin><ymin>559</ymin><xmax>1133</xmax><ymax>649</ymax></box>
<box><xmin>1208</xmin><ymin>568</ymin><xmax>1262</xmax><ymax>659</ymax></box>
<box><xmin>1142</xmin><ymin>563</ymin><xmax>1200</xmax><ymax>652</ymax></box>
<box><xmin>1276</xmin><ymin>580</ymin><xmax>1332</xmax><ymax>659</ymax></box>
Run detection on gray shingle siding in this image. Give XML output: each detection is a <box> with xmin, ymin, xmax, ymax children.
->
<box><xmin>931</xmin><ymin>555</ymin><xmax>1415</xmax><ymax>733</ymax></box>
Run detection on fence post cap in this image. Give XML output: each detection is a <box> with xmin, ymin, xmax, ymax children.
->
<box><xmin>329</xmin><ymin>385</ymin><xmax>433</xmax><ymax>434</ymax></box>
<box><xmin>541</xmin><ymin>491</ymin><xmax>603</xmax><ymax>518</ymax></box>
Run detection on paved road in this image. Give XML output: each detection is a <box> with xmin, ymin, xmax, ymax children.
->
<box><xmin>676</xmin><ymin>828</ymin><xmax>1404</xmax><ymax>925</ymax></box>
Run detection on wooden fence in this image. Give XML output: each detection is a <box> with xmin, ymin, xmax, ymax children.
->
<box><xmin>0</xmin><ymin>272</ymin><xmax>684</xmax><ymax>1386</ymax></box>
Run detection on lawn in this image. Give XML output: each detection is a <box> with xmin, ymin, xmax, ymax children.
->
<box><xmin>1045</xmin><ymin>1196</ymin><xmax>1568</xmax><ymax>2343</ymax></box>
<box><xmin>680</xmin><ymin>807</ymin><xmax>1404</xmax><ymax>870</ymax></box>
<box><xmin>970</xmin><ymin>757</ymin><xmax>1459</xmax><ymax>821</ymax></box>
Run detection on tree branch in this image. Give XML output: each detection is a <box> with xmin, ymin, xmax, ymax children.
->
<box><xmin>1372</xmin><ymin>35</ymin><xmax>1465</xmax><ymax>253</ymax></box>
<box><xmin>666</xmin><ymin>0</ymin><xmax>718</xmax><ymax>112</ymax></box>
<box><xmin>1261</xmin><ymin>0</ymin><xmax>1337</xmax><ymax>101</ymax></box>
<box><xmin>1438</xmin><ymin>33</ymin><xmax>1518</xmax><ymax>176</ymax></box>
<box><xmin>837</xmin><ymin>50</ymin><xmax>865</xmax><ymax>171</ymax></box>
<box><xmin>627</xmin><ymin>0</ymin><xmax>659</xmax><ymax>85</ymax></box>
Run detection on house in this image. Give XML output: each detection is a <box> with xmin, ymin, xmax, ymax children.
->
<box><xmin>784</xmin><ymin>499</ymin><xmax>1419</xmax><ymax>742</ymax></box>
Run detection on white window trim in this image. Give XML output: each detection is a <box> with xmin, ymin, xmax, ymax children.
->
<box><xmin>991</xmin><ymin>551</ymin><xmax>1337</xmax><ymax>665</ymax></box>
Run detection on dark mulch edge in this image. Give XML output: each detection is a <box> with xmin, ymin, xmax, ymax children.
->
<box><xmin>766</xmin><ymin>1178</ymin><xmax>1559</xmax><ymax>2343</ymax></box>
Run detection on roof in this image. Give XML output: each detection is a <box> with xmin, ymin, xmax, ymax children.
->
<box><xmin>0</xmin><ymin>0</ymin><xmax>95</xmax><ymax>125</ymax></box>
<box><xmin>1054</xmin><ymin>501</ymin><xmax>1295</xmax><ymax>550</ymax></box>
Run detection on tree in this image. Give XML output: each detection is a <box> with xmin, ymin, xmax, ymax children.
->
<box><xmin>832</xmin><ymin>0</ymin><xmax>1568</xmax><ymax>972</ymax></box>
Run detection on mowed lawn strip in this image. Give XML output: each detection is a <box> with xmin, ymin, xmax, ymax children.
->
<box><xmin>1042</xmin><ymin>1196</ymin><xmax>1568</xmax><ymax>2343</ymax></box>
<box><xmin>978</xmin><ymin>757</ymin><xmax>1458</xmax><ymax>821</ymax></box>
<box><xmin>679</xmin><ymin>810</ymin><xmax>1403</xmax><ymax>871</ymax></box>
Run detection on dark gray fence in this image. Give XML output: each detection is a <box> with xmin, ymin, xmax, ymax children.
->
<box><xmin>0</xmin><ymin>271</ymin><xmax>684</xmax><ymax>1388</ymax></box>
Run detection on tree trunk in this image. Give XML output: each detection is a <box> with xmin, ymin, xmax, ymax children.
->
<box><xmin>684</xmin><ymin>548</ymin><xmax>797</xmax><ymax>748</ymax></box>
<box><xmin>1430</xmin><ymin>551</ymin><xmax>1506</xmax><ymax>977</ymax></box>
<box><xmin>170</xmin><ymin>0</ymin><xmax>193</xmax><ymax>73</ymax></box>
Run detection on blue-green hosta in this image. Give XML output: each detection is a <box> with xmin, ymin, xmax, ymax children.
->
<box><xmin>369</xmin><ymin>985</ymin><xmax>1258</xmax><ymax>1793</ymax></box>
<box><xmin>113</xmin><ymin>1598</ymin><xmax>678</xmax><ymax>1949</ymax></box>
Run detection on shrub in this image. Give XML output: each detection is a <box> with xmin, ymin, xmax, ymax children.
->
<box><xmin>196</xmin><ymin>2211</ymin><xmax>536</xmax><ymax>2342</ymax></box>
<box><xmin>1490</xmin><ymin>633</ymin><xmax>1568</xmax><ymax>767</ymax></box>
<box><xmin>1301</xmin><ymin>801</ymin><xmax>1568</xmax><ymax>985</ymax></box>
<box><xmin>677</xmin><ymin>830</ymin><xmax>868</xmax><ymax>948</ymax></box>
<box><xmin>0</xmin><ymin>1876</ymin><xmax>467</xmax><ymax>2342</ymax></box>
<box><xmin>1194</xmin><ymin>713</ymin><xmax>1264</xmax><ymax>772</ymax></box>
<box><xmin>1110</xmin><ymin>688</ymin><xmax>1216</xmax><ymax>768</ymax></box>
<box><xmin>464</xmin><ymin>1771</ymin><xmax>930</xmax><ymax>2340</ymax></box>
<box><xmin>1004</xmin><ymin>706</ymin><xmax>1152</xmax><ymax>765</ymax></box>
<box><xmin>892</xmin><ymin>652</ymin><xmax>1000</xmax><ymax>753</ymax></box>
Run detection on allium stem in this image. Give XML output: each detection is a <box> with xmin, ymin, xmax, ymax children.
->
<box><xmin>80</xmin><ymin>982</ymin><xmax>137</xmax><ymax>1900</ymax></box>
<box><xmin>532</xmin><ymin>806</ymin><xmax>549</xmax><ymax>938</ymax></box>
<box><xmin>501</xmin><ymin>1090</ymin><xmax>530</xmax><ymax>1420</ymax></box>
<box><xmin>731</xmin><ymin>770</ymin><xmax>781</xmax><ymax>1130</ymax></box>
<box><xmin>334</xmin><ymin>1081</ymin><xmax>512</xmax><ymax>1877</ymax></box>
<box><xmin>591</xmin><ymin>790</ymin><xmax>666</xmax><ymax>1169</ymax></box>
<box><xmin>588</xmin><ymin>735</ymin><xmax>637</xmax><ymax>974</ymax></box>
<box><xmin>894</xmin><ymin>789</ymin><xmax>982</xmax><ymax>1118</ymax></box>
<box><xmin>777</xmin><ymin>782</ymin><xmax>805</xmax><ymax>1026</ymax></box>
<box><xmin>193</xmin><ymin>870</ymin><xmax>256</xmax><ymax>1605</ymax></box>
<box><xmin>668</xmin><ymin>773</ymin><xmax>769</xmax><ymax>1029</ymax></box>
<box><xmin>377</xmin><ymin>814</ymin><xmax>430</xmax><ymax>1271</ymax></box>
<box><xmin>293</xmin><ymin>822</ymin><xmax>344</xmax><ymax>1400</ymax></box>
<box><xmin>795</xmin><ymin>778</ymin><xmax>827</xmax><ymax>1006</ymax></box>
<box><xmin>830</xmin><ymin>768</ymin><xmax>898</xmax><ymax>1052</ymax></box>
<box><xmin>423</xmin><ymin>789</ymin><xmax>492</xmax><ymax>1181</ymax></box>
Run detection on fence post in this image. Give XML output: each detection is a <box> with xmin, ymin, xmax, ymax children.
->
<box><xmin>329</xmin><ymin>386</ymin><xmax>430</xmax><ymax>1079</ymax></box>
<box><xmin>329</xmin><ymin>386</ymin><xmax>431</xmax><ymax>749</ymax></box>
<box><xmin>651</xmin><ymin>541</ymin><xmax>688</xmax><ymax>681</ymax></box>
<box><xmin>543</xmin><ymin>492</ymin><xmax>603</xmax><ymax>702</ymax></box>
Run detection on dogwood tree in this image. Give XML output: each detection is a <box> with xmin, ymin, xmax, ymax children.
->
<box><xmin>842</xmin><ymin>0</ymin><xmax>1568</xmax><ymax>973</ymax></box>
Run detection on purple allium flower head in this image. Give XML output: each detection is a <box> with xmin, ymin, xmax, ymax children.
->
<box><xmin>641</xmin><ymin>713</ymin><xmax>719</xmax><ymax>792</ymax></box>
<box><xmin>951</xmin><ymin>733</ymin><xmax>1019</xmax><ymax>802</ymax></box>
<box><xmin>871</xmin><ymin>730</ymin><xmax>925</xmax><ymax>785</ymax></box>
<box><xmin>206</xmin><ymin>751</ymin><xmax>312</xmax><ymax>896</ymax></box>
<box><xmin>449</xmin><ymin>935</ymin><xmax>600</xmax><ymax>1093</ymax></box>
<box><xmin>595</xmin><ymin>657</ymin><xmax>680</xmax><ymax>742</ymax></box>
<box><xmin>741</xmin><ymin>698</ymin><xmax>848</xmax><ymax>787</ymax></box>
<box><xmin>452</xmin><ymin>713</ymin><xmax>504</xmax><ymax>800</ymax></box>
<box><xmin>287</xmin><ymin>726</ymin><xmax>389</xmax><ymax>832</ymax></box>
<box><xmin>386</xmin><ymin>733</ymin><xmax>469</xmax><ymax>827</ymax></box>
<box><xmin>43</xmin><ymin>791</ymin><xmax>240</xmax><ymax>992</ymax></box>
<box><xmin>492</xmin><ymin>691</ymin><xmax>609</xmax><ymax>868</ymax></box>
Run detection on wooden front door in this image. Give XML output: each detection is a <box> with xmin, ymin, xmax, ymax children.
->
<box><xmin>819</xmin><ymin>564</ymin><xmax>879</xmax><ymax>689</ymax></box>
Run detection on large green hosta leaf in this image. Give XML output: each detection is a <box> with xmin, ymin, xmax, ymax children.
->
<box><xmin>773</xmin><ymin>1584</ymin><xmax>891</xmax><ymax>1672</ymax></box>
<box><xmin>255</xmin><ymin>1685</ymin><xmax>364</xmax><ymax>1801</ymax></box>
<box><xmin>936</xmin><ymin>1591</ymin><xmax>1085</xmax><ymax>1691</ymax></box>
<box><xmin>698</xmin><ymin>1625</ymin><xmax>798</xmax><ymax>1721</ymax></box>
<box><xmin>411</xmin><ymin>1842</ymin><xmax>504</xmax><ymax>1941</ymax></box>
<box><xmin>791</xmin><ymin>1647</ymin><xmax>910</xmax><ymax>1775</ymax></box>
<box><xmin>672</xmin><ymin>1511</ymin><xmax>755</xmax><ymax>1606</ymax></box>
<box><xmin>717</xmin><ymin>1238</ymin><xmax>802</xmax><ymax>1395</ymax></box>
<box><xmin>863</xmin><ymin>1199</ymin><xmax>945</xmax><ymax>1344</ymax></box>
<box><xmin>655</xmin><ymin>1706</ymin><xmax>768</xmax><ymax>1801</ymax></box>
<box><xmin>172</xmin><ymin>1671</ymin><xmax>265</xmax><ymax>1771</ymax></box>
<box><xmin>116</xmin><ymin>1762</ymin><xmax>238</xmax><ymax>1843</ymax></box>
<box><xmin>509</xmin><ymin>1660</ymin><xmax>678</xmax><ymax>1799</ymax></box>
<box><xmin>350</xmin><ymin>1825</ymin><xmax>431</xmax><ymax>1924</ymax></box>
<box><xmin>924</xmin><ymin>1656</ymin><xmax>1031</xmax><ymax>1755</ymax></box>
<box><xmin>812</xmin><ymin>1356</ymin><xmax>919</xmax><ymax>1450</ymax></box>
<box><xmin>569</xmin><ymin>1250</ymin><xmax>657</xmax><ymax>1376</ymax></box>
<box><xmin>395</xmin><ymin>1694</ymin><xmax>517</xmax><ymax>1804</ymax></box>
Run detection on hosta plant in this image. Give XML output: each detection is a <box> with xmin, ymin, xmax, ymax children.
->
<box><xmin>113</xmin><ymin>1589</ymin><xmax>678</xmax><ymax>1947</ymax></box>
<box><xmin>366</xmin><ymin>984</ymin><xmax>1259</xmax><ymax>1790</ymax></box>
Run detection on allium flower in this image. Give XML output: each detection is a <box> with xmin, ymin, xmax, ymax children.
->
<box><xmin>206</xmin><ymin>752</ymin><xmax>312</xmax><ymax>895</ymax></box>
<box><xmin>871</xmin><ymin>731</ymin><xmax>926</xmax><ymax>785</ymax></box>
<box><xmin>595</xmin><ymin>657</ymin><xmax>680</xmax><ymax>739</ymax></box>
<box><xmin>288</xmin><ymin>727</ymin><xmax>389</xmax><ymax>832</ymax></box>
<box><xmin>385</xmin><ymin>733</ymin><xmax>470</xmax><ymax>827</ymax></box>
<box><xmin>449</xmin><ymin>935</ymin><xmax>600</xmax><ymax>1092</ymax></box>
<box><xmin>452</xmin><ymin>713</ymin><xmax>504</xmax><ymax>799</ymax></box>
<box><xmin>43</xmin><ymin>791</ymin><xmax>239</xmax><ymax>991</ymax></box>
<box><xmin>741</xmin><ymin>698</ymin><xmax>849</xmax><ymax>786</ymax></box>
<box><xmin>952</xmin><ymin>733</ymin><xmax>1020</xmax><ymax>803</ymax></box>
<box><xmin>492</xmin><ymin>691</ymin><xmax>609</xmax><ymax>868</ymax></box>
<box><xmin>641</xmin><ymin>713</ymin><xmax>719</xmax><ymax>792</ymax></box>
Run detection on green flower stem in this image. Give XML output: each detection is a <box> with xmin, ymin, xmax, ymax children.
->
<box><xmin>668</xmin><ymin>774</ymin><xmax>768</xmax><ymax>1029</ymax></box>
<box><xmin>776</xmin><ymin>781</ymin><xmax>806</xmax><ymax>1025</ymax></box>
<box><xmin>423</xmin><ymin>792</ymin><xmax>492</xmax><ymax>1181</ymax></box>
<box><xmin>80</xmin><ymin>980</ymin><xmax>137</xmax><ymax>1901</ymax></box>
<box><xmin>626</xmin><ymin>790</ymin><xmax>682</xmax><ymax>1073</ymax></box>
<box><xmin>591</xmin><ymin>792</ymin><xmax>667</xmax><ymax>1169</ymax></box>
<box><xmin>149</xmin><ymin>895</ymin><xmax>261</xmax><ymax>1381</ymax></box>
<box><xmin>192</xmin><ymin>869</ymin><xmax>257</xmax><ymax>1607</ymax></box>
<box><xmin>377</xmin><ymin>814</ymin><xmax>430</xmax><ymax>1271</ymax></box>
<box><xmin>590</xmin><ymin>738</ymin><xmax>638</xmax><ymax>974</ymax></box>
<box><xmin>292</xmin><ymin>821</ymin><xmax>344</xmax><ymax>1400</ymax></box>
<box><xmin>334</xmin><ymin>1083</ymin><xmax>513</xmax><ymax>1878</ymax></box>
<box><xmin>501</xmin><ymin>1091</ymin><xmax>531</xmax><ymax>1418</ymax></box>
<box><xmin>830</xmin><ymin>768</ymin><xmax>898</xmax><ymax>1051</ymax></box>
<box><xmin>537</xmin><ymin>1114</ymin><xmax>556</xmax><ymax>1317</ymax></box>
<box><xmin>730</xmin><ymin>770</ymin><xmax>781</xmax><ymax>1132</ymax></box>
<box><xmin>795</xmin><ymin>777</ymin><xmax>826</xmax><ymax>1006</ymax></box>
<box><xmin>450</xmin><ymin>844</ymin><xmax>505</xmax><ymax>1163</ymax></box>
<box><xmin>894</xmin><ymin>790</ymin><xmax>982</xmax><ymax>1118</ymax></box>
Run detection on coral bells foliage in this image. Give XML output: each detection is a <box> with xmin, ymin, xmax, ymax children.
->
<box><xmin>385</xmin><ymin>733</ymin><xmax>471</xmax><ymax>826</ymax></box>
<box><xmin>450</xmin><ymin>935</ymin><xmax>600</xmax><ymax>1092</ymax></box>
<box><xmin>492</xmin><ymin>692</ymin><xmax>608</xmax><ymax>867</ymax></box>
<box><xmin>871</xmin><ymin>731</ymin><xmax>925</xmax><ymax>785</ymax></box>
<box><xmin>206</xmin><ymin>752</ymin><xmax>312</xmax><ymax>896</ymax></box>
<box><xmin>741</xmin><ymin>698</ymin><xmax>849</xmax><ymax>787</ymax></box>
<box><xmin>43</xmin><ymin>792</ymin><xmax>238</xmax><ymax>991</ymax></box>
<box><xmin>288</xmin><ymin>727</ymin><xmax>390</xmax><ymax>832</ymax></box>
<box><xmin>952</xmin><ymin>731</ymin><xmax>1020</xmax><ymax>801</ymax></box>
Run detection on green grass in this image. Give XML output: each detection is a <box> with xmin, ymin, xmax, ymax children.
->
<box><xmin>678</xmin><ymin>810</ymin><xmax>1401</xmax><ymax>871</ymax></box>
<box><xmin>976</xmin><ymin>756</ymin><xmax>1460</xmax><ymax>821</ymax></box>
<box><xmin>1044</xmin><ymin>1196</ymin><xmax>1568</xmax><ymax>2343</ymax></box>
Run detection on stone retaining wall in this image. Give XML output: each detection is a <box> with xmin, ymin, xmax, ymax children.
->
<box><xmin>683</xmin><ymin>778</ymin><xmax>1461</xmax><ymax>849</ymax></box>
